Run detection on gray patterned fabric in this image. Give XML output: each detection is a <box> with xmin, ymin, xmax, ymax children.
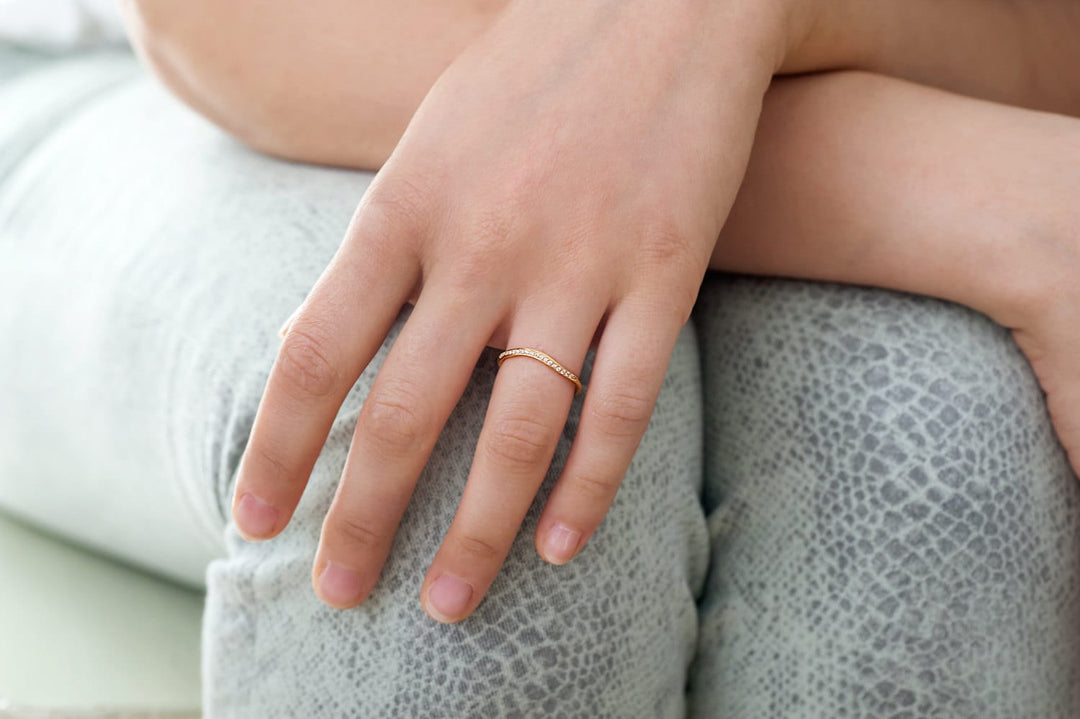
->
<box><xmin>205</xmin><ymin>316</ymin><xmax>708</xmax><ymax>718</ymax></box>
<box><xmin>692</xmin><ymin>279</ymin><xmax>1080</xmax><ymax>718</ymax></box>
<box><xmin>2</xmin><ymin>50</ymin><xmax>1078</xmax><ymax>717</ymax></box>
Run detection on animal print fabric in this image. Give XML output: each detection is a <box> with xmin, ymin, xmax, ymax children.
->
<box><xmin>691</xmin><ymin>278</ymin><xmax>1080</xmax><ymax>718</ymax></box>
<box><xmin>204</xmin><ymin>311</ymin><xmax>709</xmax><ymax>718</ymax></box>
<box><xmin>206</xmin><ymin>280</ymin><xmax>1080</xmax><ymax>718</ymax></box>
<box><xmin>1</xmin><ymin>51</ymin><xmax>1077</xmax><ymax>718</ymax></box>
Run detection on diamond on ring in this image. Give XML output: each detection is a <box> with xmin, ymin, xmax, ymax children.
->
<box><xmin>497</xmin><ymin>347</ymin><xmax>583</xmax><ymax>395</ymax></box>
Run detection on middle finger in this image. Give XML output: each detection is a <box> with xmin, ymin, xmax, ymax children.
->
<box><xmin>312</xmin><ymin>283</ymin><xmax>502</xmax><ymax>608</ymax></box>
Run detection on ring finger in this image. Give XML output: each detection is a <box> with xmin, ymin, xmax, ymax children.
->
<box><xmin>420</xmin><ymin>299</ymin><xmax>607</xmax><ymax>623</ymax></box>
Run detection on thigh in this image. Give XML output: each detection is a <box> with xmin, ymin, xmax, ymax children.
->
<box><xmin>0</xmin><ymin>47</ymin><xmax>710</xmax><ymax>715</ymax></box>
<box><xmin>204</xmin><ymin>310</ymin><xmax>709</xmax><ymax>718</ymax></box>
<box><xmin>691</xmin><ymin>275</ymin><xmax>1080</xmax><ymax>718</ymax></box>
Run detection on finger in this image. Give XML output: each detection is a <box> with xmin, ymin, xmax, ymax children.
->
<box><xmin>232</xmin><ymin>200</ymin><xmax>421</xmax><ymax>541</ymax></box>
<box><xmin>420</xmin><ymin>303</ymin><xmax>605</xmax><ymax>623</ymax></box>
<box><xmin>535</xmin><ymin>295</ymin><xmax>687</xmax><ymax>565</ymax></box>
<box><xmin>313</xmin><ymin>285</ymin><xmax>503</xmax><ymax>608</ymax></box>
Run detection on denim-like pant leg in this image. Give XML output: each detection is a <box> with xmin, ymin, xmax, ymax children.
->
<box><xmin>204</xmin><ymin>313</ymin><xmax>709</xmax><ymax>718</ymax></box>
<box><xmin>689</xmin><ymin>275</ymin><xmax>1080</xmax><ymax>718</ymax></box>
<box><xmin>0</xmin><ymin>57</ymin><xmax>710</xmax><ymax>714</ymax></box>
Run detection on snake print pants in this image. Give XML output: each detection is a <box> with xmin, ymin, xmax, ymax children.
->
<box><xmin>3</xmin><ymin>57</ymin><xmax>1075</xmax><ymax>716</ymax></box>
<box><xmin>205</xmin><ymin>277</ymin><xmax>1080</xmax><ymax>718</ymax></box>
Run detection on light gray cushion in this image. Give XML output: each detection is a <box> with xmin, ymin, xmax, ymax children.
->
<box><xmin>0</xmin><ymin>50</ymin><xmax>375</xmax><ymax>587</ymax></box>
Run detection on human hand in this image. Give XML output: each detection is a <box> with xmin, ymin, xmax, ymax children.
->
<box><xmin>1009</xmin><ymin>256</ymin><xmax>1080</xmax><ymax>481</ymax></box>
<box><xmin>230</xmin><ymin>0</ymin><xmax>790</xmax><ymax>622</ymax></box>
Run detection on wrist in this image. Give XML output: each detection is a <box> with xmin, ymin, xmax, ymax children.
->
<box><xmin>700</xmin><ymin>0</ymin><xmax>822</xmax><ymax>74</ymax></box>
<box><xmin>773</xmin><ymin>0</ymin><xmax>872</xmax><ymax>74</ymax></box>
<box><xmin>713</xmin><ymin>0</ymin><xmax>866</xmax><ymax>76</ymax></box>
<box><xmin>777</xmin><ymin>0</ymin><xmax>1080</xmax><ymax>116</ymax></box>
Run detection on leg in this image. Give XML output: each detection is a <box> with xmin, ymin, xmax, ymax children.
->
<box><xmin>126</xmin><ymin>88</ymin><xmax>709</xmax><ymax>714</ymax></box>
<box><xmin>116</xmin><ymin>6</ymin><xmax>1080</xmax><ymax>713</ymax></box>
<box><xmin>205</xmin><ymin>309</ymin><xmax>708</xmax><ymax>717</ymax></box>
<box><xmin>0</xmin><ymin>57</ymin><xmax>709</xmax><ymax>715</ymax></box>
<box><xmin>691</xmin><ymin>276</ymin><xmax>1080</xmax><ymax>716</ymax></box>
<box><xmin>123</xmin><ymin>0</ymin><xmax>1080</xmax><ymax>486</ymax></box>
<box><xmin>687</xmin><ymin>75</ymin><xmax>1080</xmax><ymax>714</ymax></box>
<box><xmin>714</xmin><ymin>71</ymin><xmax>1080</xmax><ymax>481</ymax></box>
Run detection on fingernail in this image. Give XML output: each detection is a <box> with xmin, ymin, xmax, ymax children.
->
<box><xmin>235</xmin><ymin>492</ymin><xmax>279</xmax><ymax>539</ymax></box>
<box><xmin>542</xmin><ymin>523</ymin><xmax>581</xmax><ymax>565</ymax></box>
<box><xmin>277</xmin><ymin>306</ymin><xmax>300</xmax><ymax>339</ymax></box>
<box><xmin>426</xmin><ymin>573</ymin><xmax>473</xmax><ymax>623</ymax></box>
<box><xmin>317</xmin><ymin>561</ymin><xmax>364</xmax><ymax>608</ymax></box>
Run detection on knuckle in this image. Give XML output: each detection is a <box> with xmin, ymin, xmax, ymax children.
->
<box><xmin>277</xmin><ymin>326</ymin><xmax>339</xmax><ymax>399</ymax></box>
<box><xmin>470</xmin><ymin>205</ymin><xmax>518</xmax><ymax>251</ymax></box>
<box><xmin>360</xmin><ymin>390</ymin><xmax>431</xmax><ymax>456</ymax></box>
<box><xmin>630</xmin><ymin>222</ymin><xmax>706</xmax><ymax>326</ymax></box>
<box><xmin>442</xmin><ymin>208</ymin><xmax>519</xmax><ymax>293</ymax></box>
<box><xmin>453</xmin><ymin>533</ymin><xmax>502</xmax><ymax>563</ymax></box>
<box><xmin>673</xmin><ymin>282</ymin><xmax>702</xmax><ymax>325</ymax></box>
<box><xmin>638</xmin><ymin>221</ymin><xmax>698</xmax><ymax>265</ymax></box>
<box><xmin>331</xmin><ymin>515</ymin><xmax>384</xmax><ymax>552</ymax></box>
<box><xmin>484</xmin><ymin>165</ymin><xmax>544</xmax><ymax>220</ymax></box>
<box><xmin>360</xmin><ymin>176</ymin><xmax>434</xmax><ymax>238</ymax></box>
<box><xmin>633</xmin><ymin>281</ymin><xmax>701</xmax><ymax>329</ymax></box>
<box><xmin>250</xmin><ymin>442</ymin><xmax>293</xmax><ymax>483</ymax></box>
<box><xmin>635</xmin><ymin>220</ymin><xmax>708</xmax><ymax>291</ymax></box>
<box><xmin>570</xmin><ymin>470</ymin><xmax>623</xmax><ymax>503</ymax></box>
<box><xmin>448</xmin><ymin>248</ymin><xmax>499</xmax><ymax>297</ymax></box>
<box><xmin>485</xmin><ymin>414</ymin><xmax>555</xmax><ymax>468</ymax></box>
<box><xmin>589</xmin><ymin>387</ymin><xmax>655</xmax><ymax>441</ymax></box>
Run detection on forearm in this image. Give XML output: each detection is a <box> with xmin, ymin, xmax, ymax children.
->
<box><xmin>119</xmin><ymin>0</ymin><xmax>794</xmax><ymax>168</ymax></box>
<box><xmin>712</xmin><ymin>70</ymin><xmax>1080</xmax><ymax>327</ymax></box>
<box><xmin>788</xmin><ymin>0</ymin><xmax>1080</xmax><ymax>116</ymax></box>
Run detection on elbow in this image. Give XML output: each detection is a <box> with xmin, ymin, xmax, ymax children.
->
<box><xmin>117</xmin><ymin>0</ymin><xmax>367</xmax><ymax>166</ymax></box>
<box><xmin>118</xmin><ymin>0</ymin><xmax>267</xmax><ymax>147</ymax></box>
<box><xmin>116</xmin><ymin>0</ymin><xmax>485</xmax><ymax>170</ymax></box>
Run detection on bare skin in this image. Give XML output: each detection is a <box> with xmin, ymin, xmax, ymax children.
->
<box><xmin>718</xmin><ymin>71</ymin><xmax>1080</xmax><ymax>479</ymax></box>
<box><xmin>120</xmin><ymin>0</ymin><xmax>1080</xmax><ymax>623</ymax></box>
<box><xmin>119</xmin><ymin>0</ymin><xmax>1080</xmax><ymax>169</ymax></box>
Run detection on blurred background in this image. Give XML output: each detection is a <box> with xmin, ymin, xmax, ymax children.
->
<box><xmin>1</xmin><ymin>2</ymin><xmax>203</xmax><ymax>716</ymax></box>
<box><xmin>0</xmin><ymin>0</ymin><xmax>125</xmax><ymax>50</ymax></box>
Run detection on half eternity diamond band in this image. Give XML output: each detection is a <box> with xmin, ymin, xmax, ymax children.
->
<box><xmin>496</xmin><ymin>347</ymin><xmax>583</xmax><ymax>395</ymax></box>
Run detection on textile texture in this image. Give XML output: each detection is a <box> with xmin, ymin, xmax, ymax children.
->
<box><xmin>2</xmin><ymin>51</ymin><xmax>1078</xmax><ymax>718</ymax></box>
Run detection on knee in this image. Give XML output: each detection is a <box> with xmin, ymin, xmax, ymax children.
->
<box><xmin>118</xmin><ymin>0</ymin><xmax>497</xmax><ymax>169</ymax></box>
<box><xmin>206</xmin><ymin>329</ymin><xmax>708</xmax><ymax>717</ymax></box>
<box><xmin>697</xmin><ymin>276</ymin><xmax>1063</xmax><ymax>468</ymax></box>
<box><xmin>692</xmin><ymin>278</ymin><xmax>1080</xmax><ymax>715</ymax></box>
<box><xmin>696</xmin><ymin>276</ymin><xmax>1079</xmax><ymax>584</ymax></box>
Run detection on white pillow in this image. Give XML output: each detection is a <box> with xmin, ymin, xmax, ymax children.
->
<box><xmin>0</xmin><ymin>0</ymin><xmax>127</xmax><ymax>50</ymax></box>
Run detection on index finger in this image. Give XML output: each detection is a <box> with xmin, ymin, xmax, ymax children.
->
<box><xmin>231</xmin><ymin>203</ymin><xmax>420</xmax><ymax>540</ymax></box>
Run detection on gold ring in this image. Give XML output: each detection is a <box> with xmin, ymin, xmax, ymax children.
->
<box><xmin>497</xmin><ymin>347</ymin><xmax>583</xmax><ymax>395</ymax></box>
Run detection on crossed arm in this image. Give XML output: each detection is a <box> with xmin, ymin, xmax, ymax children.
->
<box><xmin>121</xmin><ymin>0</ymin><xmax>1080</xmax><ymax>168</ymax></box>
<box><xmin>120</xmin><ymin>0</ymin><xmax>1080</xmax><ymax>623</ymax></box>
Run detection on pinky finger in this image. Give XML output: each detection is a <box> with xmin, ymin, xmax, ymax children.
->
<box><xmin>535</xmin><ymin>297</ymin><xmax>687</xmax><ymax>565</ymax></box>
